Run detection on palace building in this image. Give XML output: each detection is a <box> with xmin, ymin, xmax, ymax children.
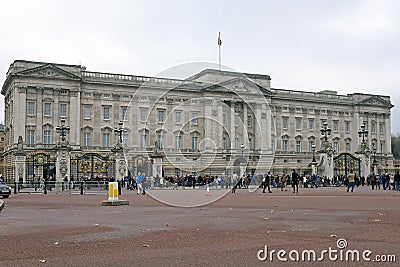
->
<box><xmin>1</xmin><ymin>60</ymin><xmax>394</xmax><ymax>183</ymax></box>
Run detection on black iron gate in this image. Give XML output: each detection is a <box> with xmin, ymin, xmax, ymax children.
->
<box><xmin>334</xmin><ymin>152</ymin><xmax>361</xmax><ymax>177</ymax></box>
<box><xmin>70</xmin><ymin>153</ymin><xmax>114</xmax><ymax>181</ymax></box>
<box><xmin>25</xmin><ymin>153</ymin><xmax>55</xmax><ymax>183</ymax></box>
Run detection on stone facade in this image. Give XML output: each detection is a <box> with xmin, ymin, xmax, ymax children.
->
<box><xmin>0</xmin><ymin>60</ymin><xmax>394</xmax><ymax>182</ymax></box>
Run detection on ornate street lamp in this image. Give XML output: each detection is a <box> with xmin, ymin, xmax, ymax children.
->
<box><xmin>372</xmin><ymin>145</ymin><xmax>378</xmax><ymax>166</ymax></box>
<box><xmin>320</xmin><ymin>121</ymin><xmax>331</xmax><ymax>143</ymax></box>
<box><xmin>311</xmin><ymin>144</ymin><xmax>316</xmax><ymax>163</ymax></box>
<box><xmin>358</xmin><ymin>123</ymin><xmax>368</xmax><ymax>145</ymax></box>
<box><xmin>240</xmin><ymin>144</ymin><xmax>245</xmax><ymax>160</ymax></box>
<box><xmin>56</xmin><ymin>118</ymin><xmax>70</xmax><ymax>143</ymax></box>
<box><xmin>114</xmin><ymin>121</ymin><xmax>124</xmax><ymax>144</ymax></box>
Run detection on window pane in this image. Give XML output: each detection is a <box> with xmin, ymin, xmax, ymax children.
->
<box><xmin>175</xmin><ymin>111</ymin><xmax>181</xmax><ymax>123</ymax></box>
<box><xmin>60</xmin><ymin>104</ymin><xmax>67</xmax><ymax>117</ymax></box>
<box><xmin>84</xmin><ymin>106</ymin><xmax>91</xmax><ymax>119</ymax></box>
<box><xmin>43</xmin><ymin>130</ymin><xmax>51</xmax><ymax>144</ymax></box>
<box><xmin>44</xmin><ymin>103</ymin><xmax>51</xmax><ymax>116</ymax></box>
<box><xmin>27</xmin><ymin>102</ymin><xmax>35</xmax><ymax>115</ymax></box>
<box><xmin>140</xmin><ymin>108</ymin><xmax>148</xmax><ymax>122</ymax></box>
<box><xmin>103</xmin><ymin>107</ymin><xmax>110</xmax><ymax>120</ymax></box>
<box><xmin>103</xmin><ymin>133</ymin><xmax>110</xmax><ymax>147</ymax></box>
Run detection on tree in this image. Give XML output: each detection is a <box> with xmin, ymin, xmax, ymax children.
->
<box><xmin>392</xmin><ymin>134</ymin><xmax>400</xmax><ymax>159</ymax></box>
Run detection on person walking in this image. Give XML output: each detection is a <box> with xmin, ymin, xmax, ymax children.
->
<box><xmin>347</xmin><ymin>170</ymin><xmax>356</xmax><ymax>193</ymax></box>
<box><xmin>137</xmin><ymin>172</ymin><xmax>145</xmax><ymax>195</ymax></box>
<box><xmin>370</xmin><ymin>172</ymin><xmax>377</xmax><ymax>190</ymax></box>
<box><xmin>262</xmin><ymin>172</ymin><xmax>272</xmax><ymax>193</ymax></box>
<box><xmin>394</xmin><ymin>171</ymin><xmax>400</xmax><ymax>191</ymax></box>
<box><xmin>291</xmin><ymin>169</ymin><xmax>300</xmax><ymax>194</ymax></box>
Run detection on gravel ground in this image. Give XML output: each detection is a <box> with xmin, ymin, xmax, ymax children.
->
<box><xmin>1</xmin><ymin>186</ymin><xmax>399</xmax><ymax>266</ymax></box>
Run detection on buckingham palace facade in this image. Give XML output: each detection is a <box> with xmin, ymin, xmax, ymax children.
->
<box><xmin>1</xmin><ymin>60</ymin><xmax>394</xmax><ymax>182</ymax></box>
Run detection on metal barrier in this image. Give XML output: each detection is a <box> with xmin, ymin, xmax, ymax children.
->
<box><xmin>13</xmin><ymin>181</ymin><xmax>108</xmax><ymax>195</ymax></box>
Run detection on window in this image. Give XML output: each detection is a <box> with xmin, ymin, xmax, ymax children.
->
<box><xmin>333</xmin><ymin>142</ymin><xmax>339</xmax><ymax>153</ymax></box>
<box><xmin>345</xmin><ymin>142</ymin><xmax>351</xmax><ymax>151</ymax></box>
<box><xmin>234</xmin><ymin>114</ymin><xmax>239</xmax><ymax>126</ymax></box>
<box><xmin>121</xmin><ymin>107</ymin><xmax>128</xmax><ymax>121</ymax></box>
<box><xmin>222</xmin><ymin>114</ymin><xmax>227</xmax><ymax>125</ymax></box>
<box><xmin>282</xmin><ymin>117</ymin><xmax>288</xmax><ymax>129</ymax></box>
<box><xmin>345</xmin><ymin>121</ymin><xmax>350</xmax><ymax>133</ymax></box>
<box><xmin>83</xmin><ymin>132</ymin><xmax>91</xmax><ymax>146</ymax></box>
<box><xmin>84</xmin><ymin>92</ymin><xmax>91</xmax><ymax>97</ymax></box>
<box><xmin>175</xmin><ymin>111</ymin><xmax>181</xmax><ymax>124</ymax></box>
<box><xmin>43</xmin><ymin>130</ymin><xmax>51</xmax><ymax>144</ymax></box>
<box><xmin>103</xmin><ymin>106</ymin><xmax>110</xmax><ymax>120</ymax></box>
<box><xmin>175</xmin><ymin>135</ymin><xmax>182</xmax><ymax>149</ymax></box>
<box><xmin>84</xmin><ymin>106</ymin><xmax>91</xmax><ymax>119</ymax></box>
<box><xmin>379</xmin><ymin>123</ymin><xmax>384</xmax><ymax>134</ymax></box>
<box><xmin>282</xmin><ymin>140</ymin><xmax>288</xmax><ymax>152</ymax></box>
<box><xmin>235</xmin><ymin>138</ymin><xmax>239</xmax><ymax>149</ymax></box>
<box><xmin>60</xmin><ymin>103</ymin><xmax>67</xmax><ymax>117</ymax></box>
<box><xmin>192</xmin><ymin>136</ymin><xmax>198</xmax><ymax>150</ymax></box>
<box><xmin>295</xmin><ymin>118</ymin><xmax>301</xmax><ymax>130</ymax></box>
<box><xmin>103</xmin><ymin>133</ymin><xmax>110</xmax><ymax>147</ymax></box>
<box><xmin>123</xmin><ymin>132</ymin><xmax>128</xmax><ymax>145</ymax></box>
<box><xmin>248</xmin><ymin>137</ymin><xmax>252</xmax><ymax>150</ymax></box>
<box><xmin>223</xmin><ymin>136</ymin><xmax>227</xmax><ymax>150</ymax></box>
<box><xmin>27</xmin><ymin>130</ymin><xmax>35</xmax><ymax>144</ymax></box>
<box><xmin>158</xmin><ymin>110</ymin><xmax>165</xmax><ymax>123</ymax></box>
<box><xmin>140</xmin><ymin>134</ymin><xmax>147</xmax><ymax>149</ymax></box>
<box><xmin>27</xmin><ymin>102</ymin><xmax>35</xmax><ymax>115</ymax></box>
<box><xmin>308</xmin><ymin>119</ymin><xmax>314</xmax><ymax>130</ymax></box>
<box><xmin>296</xmin><ymin>140</ymin><xmax>301</xmax><ymax>152</ymax></box>
<box><xmin>371</xmin><ymin>122</ymin><xmax>376</xmax><ymax>133</ymax></box>
<box><xmin>247</xmin><ymin>115</ymin><xmax>252</xmax><ymax>128</ymax></box>
<box><xmin>140</xmin><ymin>107</ymin><xmax>148</xmax><ymax>122</ymax></box>
<box><xmin>157</xmin><ymin>135</ymin><xmax>164</xmax><ymax>149</ymax></box>
<box><xmin>103</xmin><ymin>93</ymin><xmax>110</xmax><ymax>98</ymax></box>
<box><xmin>333</xmin><ymin>121</ymin><xmax>338</xmax><ymax>132</ymax></box>
<box><xmin>308</xmin><ymin>141</ymin><xmax>314</xmax><ymax>152</ymax></box>
<box><xmin>44</xmin><ymin>103</ymin><xmax>51</xmax><ymax>116</ymax></box>
<box><xmin>192</xmin><ymin>112</ymin><xmax>198</xmax><ymax>125</ymax></box>
<box><xmin>271</xmin><ymin>140</ymin><xmax>275</xmax><ymax>151</ymax></box>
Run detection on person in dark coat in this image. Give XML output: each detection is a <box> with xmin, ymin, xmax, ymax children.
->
<box><xmin>262</xmin><ymin>172</ymin><xmax>272</xmax><ymax>193</ymax></box>
<box><xmin>291</xmin><ymin>169</ymin><xmax>300</xmax><ymax>194</ymax></box>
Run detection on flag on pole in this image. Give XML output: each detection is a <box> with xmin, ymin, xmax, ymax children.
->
<box><xmin>218</xmin><ymin>32</ymin><xmax>222</xmax><ymax>46</ymax></box>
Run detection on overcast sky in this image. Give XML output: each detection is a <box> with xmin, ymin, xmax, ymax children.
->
<box><xmin>1</xmin><ymin>0</ymin><xmax>399</xmax><ymax>133</ymax></box>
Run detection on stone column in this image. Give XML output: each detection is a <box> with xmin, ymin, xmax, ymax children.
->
<box><xmin>15</xmin><ymin>155</ymin><xmax>26</xmax><ymax>184</ymax></box>
<box><xmin>113</xmin><ymin>149</ymin><xmax>127</xmax><ymax>182</ymax></box>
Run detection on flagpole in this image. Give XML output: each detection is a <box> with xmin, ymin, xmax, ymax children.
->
<box><xmin>219</xmin><ymin>44</ymin><xmax>221</xmax><ymax>71</ymax></box>
<box><xmin>218</xmin><ymin>32</ymin><xmax>222</xmax><ymax>71</ymax></box>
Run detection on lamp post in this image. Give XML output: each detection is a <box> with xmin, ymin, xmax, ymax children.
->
<box><xmin>372</xmin><ymin>144</ymin><xmax>378</xmax><ymax>174</ymax></box>
<box><xmin>358</xmin><ymin>123</ymin><xmax>368</xmax><ymax>147</ymax></box>
<box><xmin>114</xmin><ymin>121</ymin><xmax>124</xmax><ymax>144</ymax></box>
<box><xmin>240</xmin><ymin>144</ymin><xmax>245</xmax><ymax>160</ymax></box>
<box><xmin>56</xmin><ymin>118</ymin><xmax>70</xmax><ymax>143</ymax></box>
<box><xmin>240</xmin><ymin>144</ymin><xmax>245</xmax><ymax>178</ymax></box>
<box><xmin>320</xmin><ymin>121</ymin><xmax>331</xmax><ymax>144</ymax></box>
<box><xmin>311</xmin><ymin>144</ymin><xmax>316</xmax><ymax>163</ymax></box>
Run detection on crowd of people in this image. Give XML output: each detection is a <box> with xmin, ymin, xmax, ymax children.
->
<box><xmin>119</xmin><ymin>169</ymin><xmax>400</xmax><ymax>195</ymax></box>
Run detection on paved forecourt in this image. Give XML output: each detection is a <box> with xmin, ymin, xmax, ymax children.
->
<box><xmin>1</xmin><ymin>186</ymin><xmax>399</xmax><ymax>266</ymax></box>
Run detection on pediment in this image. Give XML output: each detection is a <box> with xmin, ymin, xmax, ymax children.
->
<box><xmin>202</xmin><ymin>77</ymin><xmax>272</xmax><ymax>95</ymax></box>
<box><xmin>16</xmin><ymin>64</ymin><xmax>81</xmax><ymax>80</ymax></box>
<box><xmin>358</xmin><ymin>96</ymin><xmax>393</xmax><ymax>108</ymax></box>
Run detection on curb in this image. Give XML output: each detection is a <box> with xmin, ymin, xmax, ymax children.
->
<box><xmin>0</xmin><ymin>199</ymin><xmax>4</xmax><ymax>212</ymax></box>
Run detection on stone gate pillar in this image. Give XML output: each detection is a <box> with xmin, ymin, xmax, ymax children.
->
<box><xmin>15</xmin><ymin>136</ymin><xmax>26</xmax><ymax>186</ymax></box>
<box><xmin>360</xmin><ymin>153</ymin><xmax>371</xmax><ymax>178</ymax></box>
<box><xmin>318</xmin><ymin>152</ymin><xmax>334</xmax><ymax>180</ymax></box>
<box><xmin>56</xmin><ymin>149</ymin><xmax>71</xmax><ymax>190</ymax></box>
<box><xmin>112</xmin><ymin>146</ymin><xmax>127</xmax><ymax>182</ymax></box>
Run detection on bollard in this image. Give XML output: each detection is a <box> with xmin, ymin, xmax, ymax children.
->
<box><xmin>44</xmin><ymin>180</ymin><xmax>47</xmax><ymax>194</ymax></box>
<box><xmin>14</xmin><ymin>181</ymin><xmax>17</xmax><ymax>194</ymax></box>
<box><xmin>118</xmin><ymin>180</ymin><xmax>122</xmax><ymax>196</ymax></box>
<box><xmin>80</xmin><ymin>181</ymin><xmax>84</xmax><ymax>195</ymax></box>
